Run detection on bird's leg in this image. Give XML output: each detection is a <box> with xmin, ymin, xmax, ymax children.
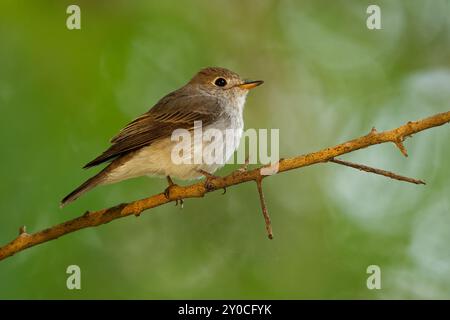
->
<box><xmin>164</xmin><ymin>176</ymin><xmax>184</xmax><ymax>207</ymax></box>
<box><xmin>164</xmin><ymin>175</ymin><xmax>175</xmax><ymax>199</ymax></box>
<box><xmin>198</xmin><ymin>169</ymin><xmax>226</xmax><ymax>194</ymax></box>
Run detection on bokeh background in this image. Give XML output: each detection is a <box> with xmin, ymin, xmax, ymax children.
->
<box><xmin>0</xmin><ymin>0</ymin><xmax>449</xmax><ymax>299</ymax></box>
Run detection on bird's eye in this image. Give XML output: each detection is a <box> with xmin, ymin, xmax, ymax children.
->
<box><xmin>214</xmin><ymin>77</ymin><xmax>227</xmax><ymax>87</ymax></box>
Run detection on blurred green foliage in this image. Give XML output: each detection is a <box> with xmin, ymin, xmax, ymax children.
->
<box><xmin>0</xmin><ymin>0</ymin><xmax>449</xmax><ymax>299</ymax></box>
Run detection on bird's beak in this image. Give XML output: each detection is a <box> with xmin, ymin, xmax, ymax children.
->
<box><xmin>239</xmin><ymin>80</ymin><xmax>264</xmax><ymax>90</ymax></box>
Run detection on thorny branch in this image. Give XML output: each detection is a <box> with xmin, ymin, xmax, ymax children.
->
<box><xmin>0</xmin><ymin>111</ymin><xmax>449</xmax><ymax>261</ymax></box>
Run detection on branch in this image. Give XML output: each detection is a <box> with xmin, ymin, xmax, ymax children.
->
<box><xmin>255</xmin><ymin>176</ymin><xmax>273</xmax><ymax>239</ymax></box>
<box><xmin>0</xmin><ymin>111</ymin><xmax>449</xmax><ymax>261</ymax></box>
<box><xmin>329</xmin><ymin>158</ymin><xmax>426</xmax><ymax>185</ymax></box>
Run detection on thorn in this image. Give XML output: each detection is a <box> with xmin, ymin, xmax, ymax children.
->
<box><xmin>394</xmin><ymin>138</ymin><xmax>408</xmax><ymax>157</ymax></box>
<box><xmin>370</xmin><ymin>127</ymin><xmax>377</xmax><ymax>134</ymax></box>
<box><xmin>19</xmin><ymin>226</ymin><xmax>26</xmax><ymax>235</ymax></box>
<box><xmin>83</xmin><ymin>211</ymin><xmax>90</xmax><ymax>217</ymax></box>
<box><xmin>255</xmin><ymin>176</ymin><xmax>273</xmax><ymax>240</ymax></box>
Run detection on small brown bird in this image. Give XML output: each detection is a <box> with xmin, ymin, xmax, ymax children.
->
<box><xmin>61</xmin><ymin>67</ymin><xmax>263</xmax><ymax>207</ymax></box>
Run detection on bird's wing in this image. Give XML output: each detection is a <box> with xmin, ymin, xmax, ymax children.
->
<box><xmin>83</xmin><ymin>90</ymin><xmax>221</xmax><ymax>168</ymax></box>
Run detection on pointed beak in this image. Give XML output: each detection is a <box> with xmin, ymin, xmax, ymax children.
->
<box><xmin>238</xmin><ymin>80</ymin><xmax>264</xmax><ymax>90</ymax></box>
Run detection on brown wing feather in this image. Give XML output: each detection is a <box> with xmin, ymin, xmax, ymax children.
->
<box><xmin>83</xmin><ymin>89</ymin><xmax>220</xmax><ymax>168</ymax></box>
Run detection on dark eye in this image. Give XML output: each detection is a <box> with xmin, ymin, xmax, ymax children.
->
<box><xmin>214</xmin><ymin>77</ymin><xmax>227</xmax><ymax>87</ymax></box>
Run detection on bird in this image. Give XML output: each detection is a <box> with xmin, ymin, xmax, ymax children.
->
<box><xmin>60</xmin><ymin>67</ymin><xmax>263</xmax><ymax>207</ymax></box>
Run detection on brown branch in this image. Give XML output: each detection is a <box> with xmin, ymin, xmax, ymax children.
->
<box><xmin>255</xmin><ymin>176</ymin><xmax>273</xmax><ymax>239</ymax></box>
<box><xmin>0</xmin><ymin>111</ymin><xmax>449</xmax><ymax>261</ymax></box>
<box><xmin>329</xmin><ymin>158</ymin><xmax>426</xmax><ymax>185</ymax></box>
<box><xmin>394</xmin><ymin>138</ymin><xmax>409</xmax><ymax>157</ymax></box>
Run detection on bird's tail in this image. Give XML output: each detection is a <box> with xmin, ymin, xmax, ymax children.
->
<box><xmin>60</xmin><ymin>170</ymin><xmax>107</xmax><ymax>208</ymax></box>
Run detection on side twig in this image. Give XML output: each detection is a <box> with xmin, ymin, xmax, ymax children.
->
<box><xmin>329</xmin><ymin>158</ymin><xmax>426</xmax><ymax>185</ymax></box>
<box><xmin>255</xmin><ymin>175</ymin><xmax>273</xmax><ymax>239</ymax></box>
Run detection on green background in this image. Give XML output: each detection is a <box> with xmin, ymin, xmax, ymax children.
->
<box><xmin>0</xmin><ymin>0</ymin><xmax>449</xmax><ymax>299</ymax></box>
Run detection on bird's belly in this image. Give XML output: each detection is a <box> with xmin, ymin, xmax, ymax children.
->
<box><xmin>105</xmin><ymin>125</ymin><xmax>242</xmax><ymax>183</ymax></box>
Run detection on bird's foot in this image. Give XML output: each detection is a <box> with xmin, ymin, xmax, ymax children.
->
<box><xmin>164</xmin><ymin>176</ymin><xmax>184</xmax><ymax>207</ymax></box>
<box><xmin>163</xmin><ymin>185</ymin><xmax>175</xmax><ymax>200</ymax></box>
<box><xmin>198</xmin><ymin>170</ymin><xmax>226</xmax><ymax>194</ymax></box>
<box><xmin>163</xmin><ymin>176</ymin><xmax>175</xmax><ymax>199</ymax></box>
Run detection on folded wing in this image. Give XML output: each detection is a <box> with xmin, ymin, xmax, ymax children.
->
<box><xmin>83</xmin><ymin>90</ymin><xmax>220</xmax><ymax>168</ymax></box>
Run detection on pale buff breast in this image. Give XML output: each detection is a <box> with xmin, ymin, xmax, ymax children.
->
<box><xmin>103</xmin><ymin>100</ymin><xmax>245</xmax><ymax>184</ymax></box>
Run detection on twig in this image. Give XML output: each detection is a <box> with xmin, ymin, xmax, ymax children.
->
<box><xmin>256</xmin><ymin>175</ymin><xmax>273</xmax><ymax>239</ymax></box>
<box><xmin>0</xmin><ymin>111</ymin><xmax>449</xmax><ymax>261</ymax></box>
<box><xmin>329</xmin><ymin>158</ymin><xmax>426</xmax><ymax>185</ymax></box>
<box><xmin>394</xmin><ymin>138</ymin><xmax>409</xmax><ymax>157</ymax></box>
